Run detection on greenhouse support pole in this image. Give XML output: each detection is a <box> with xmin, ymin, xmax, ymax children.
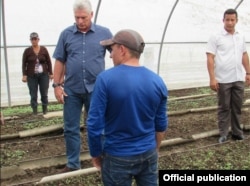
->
<box><xmin>1</xmin><ymin>0</ymin><xmax>11</xmax><ymax>106</ymax></box>
<box><xmin>235</xmin><ymin>0</ymin><xmax>243</xmax><ymax>10</ymax></box>
<box><xmin>94</xmin><ymin>0</ymin><xmax>101</xmax><ymax>24</ymax></box>
<box><xmin>157</xmin><ymin>0</ymin><xmax>179</xmax><ymax>75</ymax></box>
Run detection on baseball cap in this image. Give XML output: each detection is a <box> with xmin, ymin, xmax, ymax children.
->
<box><xmin>30</xmin><ymin>32</ymin><xmax>39</xmax><ymax>39</ymax></box>
<box><xmin>100</xmin><ymin>29</ymin><xmax>145</xmax><ymax>53</ymax></box>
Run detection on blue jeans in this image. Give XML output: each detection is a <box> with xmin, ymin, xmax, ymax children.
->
<box><xmin>102</xmin><ymin>149</ymin><xmax>158</xmax><ymax>186</ymax></box>
<box><xmin>63</xmin><ymin>88</ymin><xmax>91</xmax><ymax>169</ymax></box>
<box><xmin>27</xmin><ymin>73</ymin><xmax>49</xmax><ymax>108</ymax></box>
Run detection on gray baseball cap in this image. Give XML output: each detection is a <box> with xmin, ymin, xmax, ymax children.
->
<box><xmin>30</xmin><ymin>32</ymin><xmax>39</xmax><ymax>39</ymax></box>
<box><xmin>100</xmin><ymin>29</ymin><xmax>145</xmax><ymax>53</ymax></box>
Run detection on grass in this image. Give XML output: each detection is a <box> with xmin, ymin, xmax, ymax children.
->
<box><xmin>1</xmin><ymin>88</ymin><xmax>215</xmax><ymax>132</ymax></box>
<box><xmin>159</xmin><ymin>140</ymin><xmax>250</xmax><ymax>170</ymax></box>
<box><xmin>168</xmin><ymin>96</ymin><xmax>217</xmax><ymax>111</ymax></box>
<box><xmin>0</xmin><ymin>149</ymin><xmax>26</xmax><ymax>166</ymax></box>
<box><xmin>1</xmin><ymin>102</ymin><xmax>63</xmax><ymax>117</ymax></box>
<box><xmin>22</xmin><ymin>117</ymin><xmax>64</xmax><ymax>129</ymax></box>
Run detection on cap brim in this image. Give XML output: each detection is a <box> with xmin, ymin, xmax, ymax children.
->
<box><xmin>100</xmin><ymin>39</ymin><xmax>114</xmax><ymax>46</ymax></box>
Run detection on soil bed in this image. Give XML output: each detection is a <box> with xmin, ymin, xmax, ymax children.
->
<box><xmin>1</xmin><ymin>87</ymin><xmax>249</xmax><ymax>185</ymax></box>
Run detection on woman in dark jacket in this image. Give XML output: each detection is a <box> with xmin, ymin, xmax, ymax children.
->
<box><xmin>22</xmin><ymin>32</ymin><xmax>53</xmax><ymax>115</ymax></box>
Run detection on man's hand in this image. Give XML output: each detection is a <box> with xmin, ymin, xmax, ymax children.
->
<box><xmin>209</xmin><ymin>79</ymin><xmax>219</xmax><ymax>92</ymax></box>
<box><xmin>54</xmin><ymin>87</ymin><xmax>67</xmax><ymax>104</ymax></box>
<box><xmin>246</xmin><ymin>74</ymin><xmax>250</xmax><ymax>86</ymax></box>
<box><xmin>91</xmin><ymin>156</ymin><xmax>102</xmax><ymax>170</ymax></box>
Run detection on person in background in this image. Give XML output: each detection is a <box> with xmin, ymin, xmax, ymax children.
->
<box><xmin>22</xmin><ymin>32</ymin><xmax>53</xmax><ymax>115</ymax></box>
<box><xmin>206</xmin><ymin>8</ymin><xmax>250</xmax><ymax>143</ymax></box>
<box><xmin>52</xmin><ymin>0</ymin><xmax>112</xmax><ymax>173</ymax></box>
<box><xmin>87</xmin><ymin>29</ymin><xmax>168</xmax><ymax>186</ymax></box>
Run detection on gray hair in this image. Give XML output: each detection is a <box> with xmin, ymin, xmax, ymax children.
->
<box><xmin>73</xmin><ymin>0</ymin><xmax>92</xmax><ymax>13</ymax></box>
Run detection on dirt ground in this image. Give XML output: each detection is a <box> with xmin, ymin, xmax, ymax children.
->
<box><xmin>0</xmin><ymin>87</ymin><xmax>250</xmax><ymax>185</ymax></box>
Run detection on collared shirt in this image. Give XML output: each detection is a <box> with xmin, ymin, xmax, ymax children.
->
<box><xmin>206</xmin><ymin>28</ymin><xmax>247</xmax><ymax>83</ymax></box>
<box><xmin>53</xmin><ymin>23</ymin><xmax>112</xmax><ymax>94</ymax></box>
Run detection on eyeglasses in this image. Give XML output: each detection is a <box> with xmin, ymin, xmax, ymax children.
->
<box><xmin>30</xmin><ymin>38</ymin><xmax>38</xmax><ymax>41</ymax></box>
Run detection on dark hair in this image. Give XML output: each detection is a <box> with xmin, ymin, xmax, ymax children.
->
<box><xmin>223</xmin><ymin>9</ymin><xmax>238</xmax><ymax>19</ymax></box>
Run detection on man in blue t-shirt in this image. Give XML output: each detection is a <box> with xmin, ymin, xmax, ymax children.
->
<box><xmin>87</xmin><ymin>29</ymin><xmax>168</xmax><ymax>186</ymax></box>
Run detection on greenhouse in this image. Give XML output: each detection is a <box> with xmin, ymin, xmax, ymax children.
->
<box><xmin>1</xmin><ymin>1</ymin><xmax>250</xmax><ymax>185</ymax></box>
<box><xmin>1</xmin><ymin>0</ymin><xmax>250</xmax><ymax>106</ymax></box>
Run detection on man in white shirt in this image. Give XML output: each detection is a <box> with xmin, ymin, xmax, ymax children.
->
<box><xmin>206</xmin><ymin>8</ymin><xmax>250</xmax><ymax>143</ymax></box>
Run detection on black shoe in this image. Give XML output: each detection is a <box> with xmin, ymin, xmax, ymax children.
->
<box><xmin>218</xmin><ymin>136</ymin><xmax>227</xmax><ymax>143</ymax></box>
<box><xmin>42</xmin><ymin>105</ymin><xmax>47</xmax><ymax>115</ymax></box>
<box><xmin>232</xmin><ymin>134</ymin><xmax>245</xmax><ymax>140</ymax></box>
<box><xmin>32</xmin><ymin>107</ymin><xmax>37</xmax><ymax>115</ymax></box>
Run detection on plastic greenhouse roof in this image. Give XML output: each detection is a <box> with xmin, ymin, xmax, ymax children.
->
<box><xmin>1</xmin><ymin>0</ymin><xmax>250</xmax><ymax>45</ymax></box>
<box><xmin>1</xmin><ymin>0</ymin><xmax>250</xmax><ymax>106</ymax></box>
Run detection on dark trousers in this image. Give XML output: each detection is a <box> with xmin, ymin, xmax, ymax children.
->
<box><xmin>217</xmin><ymin>81</ymin><xmax>245</xmax><ymax>137</ymax></box>
<box><xmin>27</xmin><ymin>73</ymin><xmax>49</xmax><ymax>108</ymax></box>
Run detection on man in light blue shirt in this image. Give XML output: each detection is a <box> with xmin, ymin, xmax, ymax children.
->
<box><xmin>52</xmin><ymin>0</ymin><xmax>112</xmax><ymax>173</ymax></box>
